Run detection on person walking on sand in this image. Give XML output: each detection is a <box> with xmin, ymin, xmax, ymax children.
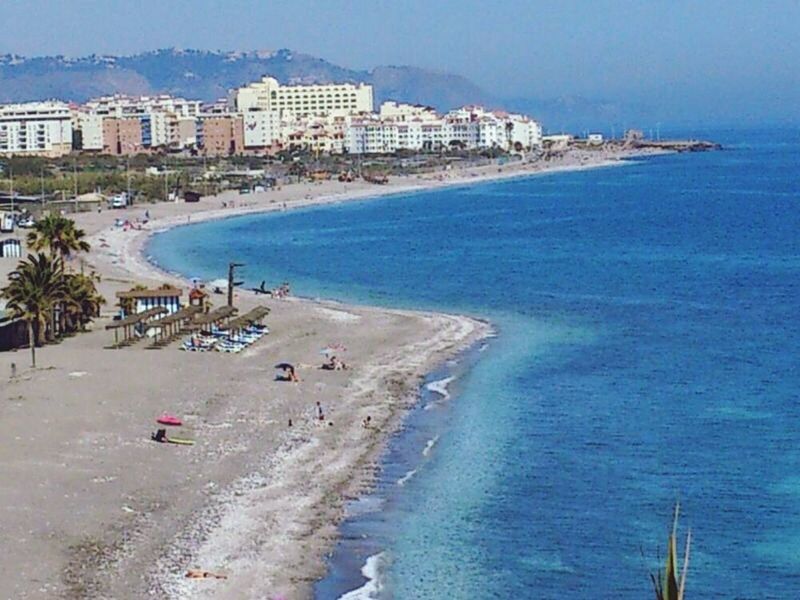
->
<box><xmin>316</xmin><ymin>401</ymin><xmax>325</xmax><ymax>421</ymax></box>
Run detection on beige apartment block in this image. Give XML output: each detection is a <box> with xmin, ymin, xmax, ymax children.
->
<box><xmin>102</xmin><ymin>117</ymin><xmax>144</xmax><ymax>155</ymax></box>
<box><xmin>200</xmin><ymin>115</ymin><xmax>245</xmax><ymax>156</ymax></box>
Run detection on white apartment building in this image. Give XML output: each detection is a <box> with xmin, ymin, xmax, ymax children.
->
<box><xmin>395</xmin><ymin>121</ymin><xmax>425</xmax><ymax>151</ymax></box>
<box><xmin>346</xmin><ymin>118</ymin><xmax>443</xmax><ymax>154</ymax></box>
<box><xmin>0</xmin><ymin>102</ymin><xmax>73</xmax><ymax>157</ymax></box>
<box><xmin>84</xmin><ymin>94</ymin><xmax>201</xmax><ymax>119</ymax></box>
<box><xmin>74</xmin><ymin>111</ymin><xmax>104</xmax><ymax>151</ymax></box>
<box><xmin>233</xmin><ymin>77</ymin><xmax>373</xmax><ymax>118</ymax></box>
<box><xmin>450</xmin><ymin>106</ymin><xmax>543</xmax><ymax>151</ymax></box>
<box><xmin>379</xmin><ymin>101</ymin><xmax>438</xmax><ymax>122</ymax></box>
<box><xmin>281</xmin><ymin>114</ymin><xmax>346</xmax><ymax>154</ymax></box>
<box><xmin>344</xmin><ymin>119</ymin><xmax>392</xmax><ymax>154</ymax></box>
<box><xmin>506</xmin><ymin>116</ymin><xmax>543</xmax><ymax>150</ymax></box>
<box><xmin>344</xmin><ymin>106</ymin><xmax>543</xmax><ymax>155</ymax></box>
<box><xmin>477</xmin><ymin>117</ymin><xmax>505</xmax><ymax>149</ymax></box>
<box><xmin>242</xmin><ymin>110</ymin><xmax>280</xmax><ymax>149</ymax></box>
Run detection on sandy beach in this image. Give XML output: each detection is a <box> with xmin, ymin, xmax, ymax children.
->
<box><xmin>0</xmin><ymin>147</ymin><xmax>664</xmax><ymax>599</ymax></box>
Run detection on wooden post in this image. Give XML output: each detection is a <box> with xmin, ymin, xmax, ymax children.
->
<box><xmin>227</xmin><ymin>262</ymin><xmax>244</xmax><ymax>307</ymax></box>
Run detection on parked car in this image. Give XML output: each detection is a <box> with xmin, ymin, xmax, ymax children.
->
<box><xmin>109</xmin><ymin>193</ymin><xmax>128</xmax><ymax>209</ymax></box>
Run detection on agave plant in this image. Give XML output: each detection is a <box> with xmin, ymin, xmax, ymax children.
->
<box><xmin>651</xmin><ymin>503</ymin><xmax>692</xmax><ymax>600</ymax></box>
<box><xmin>1</xmin><ymin>253</ymin><xmax>67</xmax><ymax>366</ymax></box>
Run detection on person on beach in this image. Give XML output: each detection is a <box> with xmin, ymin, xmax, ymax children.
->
<box><xmin>316</xmin><ymin>401</ymin><xmax>324</xmax><ymax>421</ymax></box>
<box><xmin>362</xmin><ymin>415</ymin><xmax>371</xmax><ymax>428</ymax></box>
<box><xmin>323</xmin><ymin>355</ymin><xmax>349</xmax><ymax>371</ymax></box>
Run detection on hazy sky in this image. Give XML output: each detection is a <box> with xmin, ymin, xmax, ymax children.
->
<box><xmin>1</xmin><ymin>0</ymin><xmax>798</xmax><ymax>123</ymax></box>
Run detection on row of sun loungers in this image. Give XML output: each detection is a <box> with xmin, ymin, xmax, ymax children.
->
<box><xmin>180</xmin><ymin>324</ymin><xmax>269</xmax><ymax>353</ymax></box>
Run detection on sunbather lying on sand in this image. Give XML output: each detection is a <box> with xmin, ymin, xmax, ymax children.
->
<box><xmin>322</xmin><ymin>356</ymin><xmax>348</xmax><ymax>371</ymax></box>
<box><xmin>185</xmin><ymin>569</ymin><xmax>227</xmax><ymax>579</ymax></box>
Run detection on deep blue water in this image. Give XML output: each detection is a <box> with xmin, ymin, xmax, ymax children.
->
<box><xmin>149</xmin><ymin>129</ymin><xmax>800</xmax><ymax>599</ymax></box>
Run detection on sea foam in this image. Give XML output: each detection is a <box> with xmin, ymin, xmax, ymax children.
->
<box><xmin>425</xmin><ymin>376</ymin><xmax>455</xmax><ymax>400</ymax></box>
<box><xmin>338</xmin><ymin>551</ymin><xmax>389</xmax><ymax>599</ymax></box>
<box><xmin>422</xmin><ymin>435</ymin><xmax>439</xmax><ymax>457</ymax></box>
<box><xmin>397</xmin><ymin>468</ymin><xmax>418</xmax><ymax>486</ymax></box>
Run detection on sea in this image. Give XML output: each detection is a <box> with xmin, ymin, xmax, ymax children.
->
<box><xmin>148</xmin><ymin>128</ymin><xmax>800</xmax><ymax>599</ymax></box>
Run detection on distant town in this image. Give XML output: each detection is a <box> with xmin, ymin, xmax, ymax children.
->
<box><xmin>0</xmin><ymin>76</ymin><xmax>546</xmax><ymax>158</ymax></box>
<box><xmin>0</xmin><ymin>73</ymin><xmax>719</xmax><ymax>222</ymax></box>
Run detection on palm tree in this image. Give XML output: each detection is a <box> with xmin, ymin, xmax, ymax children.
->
<box><xmin>505</xmin><ymin>121</ymin><xmax>515</xmax><ymax>152</ymax></box>
<box><xmin>26</xmin><ymin>213</ymin><xmax>91</xmax><ymax>266</ymax></box>
<box><xmin>63</xmin><ymin>271</ymin><xmax>105</xmax><ymax>332</ymax></box>
<box><xmin>1</xmin><ymin>253</ymin><xmax>66</xmax><ymax>367</ymax></box>
<box><xmin>26</xmin><ymin>214</ymin><xmax>91</xmax><ymax>338</ymax></box>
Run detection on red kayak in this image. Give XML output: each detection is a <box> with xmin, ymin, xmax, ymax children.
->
<box><xmin>157</xmin><ymin>414</ymin><xmax>182</xmax><ymax>426</ymax></box>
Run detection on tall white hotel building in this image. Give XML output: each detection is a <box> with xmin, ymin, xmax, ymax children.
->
<box><xmin>231</xmin><ymin>76</ymin><xmax>374</xmax><ymax>118</ymax></box>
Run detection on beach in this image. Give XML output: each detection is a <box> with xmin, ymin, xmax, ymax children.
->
<box><xmin>0</xmin><ymin>147</ymin><xmax>664</xmax><ymax>599</ymax></box>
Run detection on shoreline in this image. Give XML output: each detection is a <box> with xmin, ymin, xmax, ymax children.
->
<box><xmin>0</xmin><ymin>148</ymin><xmax>663</xmax><ymax>599</ymax></box>
<box><xmin>315</xmin><ymin>341</ymin><xmax>488</xmax><ymax>599</ymax></box>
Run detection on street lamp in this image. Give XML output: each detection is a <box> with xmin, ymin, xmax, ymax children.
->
<box><xmin>73</xmin><ymin>158</ymin><xmax>78</xmax><ymax>213</ymax></box>
<box><xmin>10</xmin><ymin>164</ymin><xmax>15</xmax><ymax>226</ymax></box>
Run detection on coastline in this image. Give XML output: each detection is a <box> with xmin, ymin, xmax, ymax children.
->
<box><xmin>0</xmin><ymin>148</ymin><xmax>663</xmax><ymax>599</ymax></box>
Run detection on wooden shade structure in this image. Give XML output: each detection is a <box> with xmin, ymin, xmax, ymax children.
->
<box><xmin>148</xmin><ymin>305</ymin><xmax>202</xmax><ymax>348</ymax></box>
<box><xmin>105</xmin><ymin>306</ymin><xmax>167</xmax><ymax>348</ymax></box>
<box><xmin>225</xmin><ymin>306</ymin><xmax>270</xmax><ymax>331</ymax></box>
<box><xmin>185</xmin><ymin>306</ymin><xmax>238</xmax><ymax>330</ymax></box>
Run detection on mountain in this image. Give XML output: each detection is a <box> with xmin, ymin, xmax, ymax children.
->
<box><xmin>504</xmin><ymin>96</ymin><xmax>651</xmax><ymax>135</ymax></box>
<box><xmin>0</xmin><ymin>48</ymin><xmax>491</xmax><ymax>111</ymax></box>
<box><xmin>369</xmin><ymin>65</ymin><xmax>492</xmax><ymax>109</ymax></box>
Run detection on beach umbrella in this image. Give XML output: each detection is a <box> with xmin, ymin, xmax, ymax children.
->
<box><xmin>275</xmin><ymin>362</ymin><xmax>295</xmax><ymax>371</ymax></box>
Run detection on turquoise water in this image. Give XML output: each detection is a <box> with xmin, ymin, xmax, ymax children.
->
<box><xmin>148</xmin><ymin>129</ymin><xmax>800</xmax><ymax>598</ymax></box>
